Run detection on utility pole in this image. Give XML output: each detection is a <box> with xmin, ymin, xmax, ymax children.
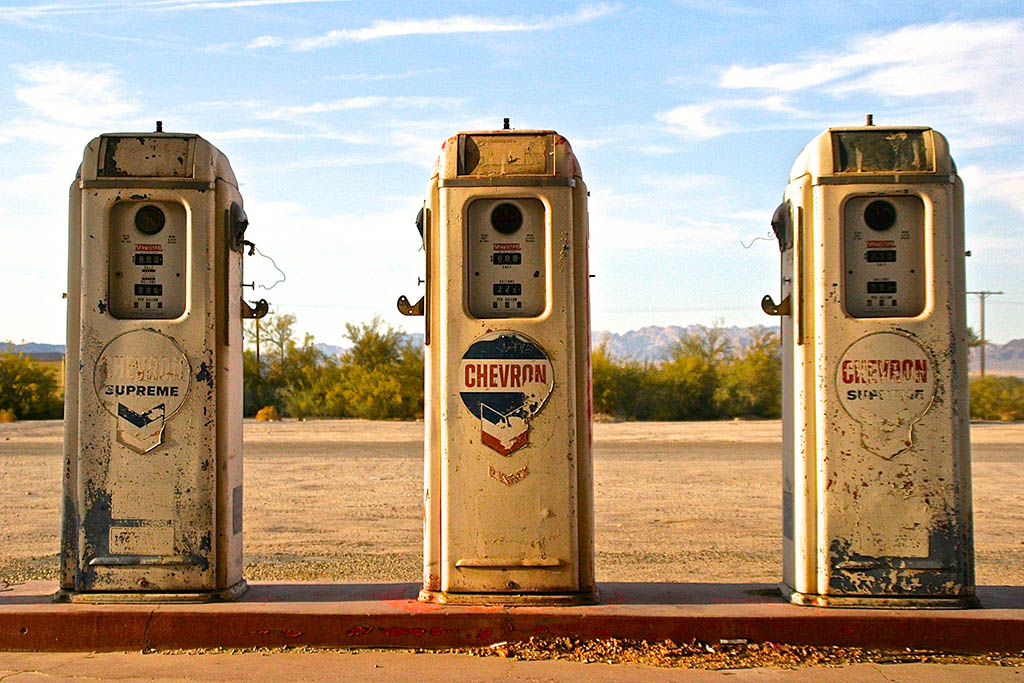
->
<box><xmin>967</xmin><ymin>290</ymin><xmax>1004</xmax><ymax>377</ymax></box>
<box><xmin>255</xmin><ymin>318</ymin><xmax>261</xmax><ymax>365</ymax></box>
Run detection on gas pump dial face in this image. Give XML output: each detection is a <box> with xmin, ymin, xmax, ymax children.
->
<box><xmin>134</xmin><ymin>205</ymin><xmax>166</xmax><ymax>235</ymax></box>
<box><xmin>490</xmin><ymin>203</ymin><xmax>523</xmax><ymax>234</ymax></box>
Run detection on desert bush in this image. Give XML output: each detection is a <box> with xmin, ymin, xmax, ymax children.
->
<box><xmin>243</xmin><ymin>314</ymin><xmax>424</xmax><ymax>420</ymax></box>
<box><xmin>714</xmin><ymin>329</ymin><xmax>782</xmax><ymax>418</ymax></box>
<box><xmin>970</xmin><ymin>376</ymin><xmax>1024</xmax><ymax>421</ymax></box>
<box><xmin>0</xmin><ymin>408</ymin><xmax>17</xmax><ymax>422</ymax></box>
<box><xmin>336</xmin><ymin>318</ymin><xmax>423</xmax><ymax>419</ymax></box>
<box><xmin>592</xmin><ymin>325</ymin><xmax>782</xmax><ymax>421</ymax></box>
<box><xmin>592</xmin><ymin>344</ymin><xmax>658</xmax><ymax>419</ymax></box>
<box><xmin>254</xmin><ymin>405</ymin><xmax>280</xmax><ymax>421</ymax></box>
<box><xmin>0</xmin><ymin>349</ymin><xmax>63</xmax><ymax>420</ymax></box>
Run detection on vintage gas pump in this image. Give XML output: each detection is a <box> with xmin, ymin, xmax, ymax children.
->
<box><xmin>399</xmin><ymin>125</ymin><xmax>597</xmax><ymax>604</ymax></box>
<box><xmin>60</xmin><ymin>127</ymin><xmax>267</xmax><ymax>602</ymax></box>
<box><xmin>764</xmin><ymin>122</ymin><xmax>976</xmax><ymax>607</ymax></box>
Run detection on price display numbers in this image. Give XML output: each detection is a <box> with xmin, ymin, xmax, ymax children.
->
<box><xmin>865</xmin><ymin>250</ymin><xmax>897</xmax><ymax>263</ymax></box>
<box><xmin>493</xmin><ymin>283</ymin><xmax>522</xmax><ymax>296</ymax></box>
<box><xmin>492</xmin><ymin>252</ymin><xmax>522</xmax><ymax>265</ymax></box>
<box><xmin>134</xmin><ymin>253</ymin><xmax>164</xmax><ymax>266</ymax></box>
<box><xmin>134</xmin><ymin>284</ymin><xmax>164</xmax><ymax>297</ymax></box>
<box><xmin>867</xmin><ymin>281</ymin><xmax>897</xmax><ymax>294</ymax></box>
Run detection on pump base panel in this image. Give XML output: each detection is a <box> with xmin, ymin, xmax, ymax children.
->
<box><xmin>53</xmin><ymin>580</ymin><xmax>248</xmax><ymax>604</ymax></box>
<box><xmin>418</xmin><ymin>588</ymin><xmax>600</xmax><ymax>606</ymax></box>
<box><xmin>780</xmin><ymin>583</ymin><xmax>980</xmax><ymax>610</ymax></box>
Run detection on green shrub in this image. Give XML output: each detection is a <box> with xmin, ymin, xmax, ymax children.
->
<box><xmin>970</xmin><ymin>376</ymin><xmax>1024</xmax><ymax>421</ymax></box>
<box><xmin>0</xmin><ymin>350</ymin><xmax>63</xmax><ymax>420</ymax></box>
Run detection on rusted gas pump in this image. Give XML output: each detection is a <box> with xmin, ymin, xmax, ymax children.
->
<box><xmin>61</xmin><ymin>128</ymin><xmax>267</xmax><ymax>602</ymax></box>
<box><xmin>400</xmin><ymin>126</ymin><xmax>597</xmax><ymax>604</ymax></box>
<box><xmin>765</xmin><ymin>122</ymin><xmax>976</xmax><ymax>607</ymax></box>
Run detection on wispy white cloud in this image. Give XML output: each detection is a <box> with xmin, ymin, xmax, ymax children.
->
<box><xmin>0</xmin><ymin>0</ymin><xmax>351</xmax><ymax>19</ymax></box>
<box><xmin>325</xmin><ymin>68</ymin><xmax>444</xmax><ymax>83</ymax></box>
<box><xmin>13</xmin><ymin>62</ymin><xmax>140</xmax><ymax>126</ymax></box>
<box><xmin>670</xmin><ymin>0</ymin><xmax>768</xmax><ymax>17</ymax></box>
<box><xmin>247</xmin><ymin>35</ymin><xmax>284</xmax><ymax>49</ymax></box>
<box><xmin>247</xmin><ymin>3</ymin><xmax>621</xmax><ymax>51</ymax></box>
<box><xmin>719</xmin><ymin>20</ymin><xmax>1024</xmax><ymax>127</ymax></box>
<box><xmin>961</xmin><ymin>165</ymin><xmax>1024</xmax><ymax>215</ymax></box>
<box><xmin>656</xmin><ymin>95</ymin><xmax>799</xmax><ymax>140</ymax></box>
<box><xmin>257</xmin><ymin>95</ymin><xmax>464</xmax><ymax>120</ymax></box>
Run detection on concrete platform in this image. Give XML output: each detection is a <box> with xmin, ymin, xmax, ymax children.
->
<box><xmin>2</xmin><ymin>581</ymin><xmax>1023</xmax><ymax>653</ymax></box>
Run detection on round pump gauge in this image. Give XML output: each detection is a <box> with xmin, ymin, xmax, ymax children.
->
<box><xmin>490</xmin><ymin>203</ymin><xmax>523</xmax><ymax>235</ymax></box>
<box><xmin>863</xmin><ymin>200</ymin><xmax>897</xmax><ymax>232</ymax></box>
<box><xmin>134</xmin><ymin>205</ymin><xmax>166</xmax><ymax>235</ymax></box>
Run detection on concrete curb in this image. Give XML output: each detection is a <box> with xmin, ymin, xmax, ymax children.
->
<box><xmin>2</xmin><ymin>582</ymin><xmax>1022</xmax><ymax>653</ymax></box>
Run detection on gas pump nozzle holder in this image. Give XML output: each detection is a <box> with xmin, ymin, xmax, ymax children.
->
<box><xmin>407</xmin><ymin>128</ymin><xmax>597</xmax><ymax>605</ymax></box>
<box><xmin>767</xmin><ymin>125</ymin><xmax>976</xmax><ymax>608</ymax></box>
<box><xmin>60</xmin><ymin>131</ymin><xmax>257</xmax><ymax>602</ymax></box>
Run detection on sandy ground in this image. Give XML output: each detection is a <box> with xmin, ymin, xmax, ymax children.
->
<box><xmin>1</xmin><ymin>419</ymin><xmax>1022</xmax><ymax>585</ymax></box>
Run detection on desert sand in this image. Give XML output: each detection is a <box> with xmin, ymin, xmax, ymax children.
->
<box><xmin>1</xmin><ymin>419</ymin><xmax>1021</xmax><ymax>585</ymax></box>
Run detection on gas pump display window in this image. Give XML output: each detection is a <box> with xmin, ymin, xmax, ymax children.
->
<box><xmin>865</xmin><ymin>250</ymin><xmax>897</xmax><ymax>263</ymax></box>
<box><xmin>134</xmin><ymin>253</ymin><xmax>164</xmax><ymax>266</ymax></box>
<box><xmin>492</xmin><ymin>252</ymin><xmax>522</xmax><ymax>265</ymax></box>
<box><xmin>108</xmin><ymin>200</ymin><xmax>187</xmax><ymax>320</ymax></box>
<box><xmin>843</xmin><ymin>194</ymin><xmax>924</xmax><ymax>318</ymax></box>
<box><xmin>134</xmin><ymin>284</ymin><xmax>164</xmax><ymax>296</ymax></box>
<box><xmin>867</xmin><ymin>281</ymin><xmax>897</xmax><ymax>294</ymax></box>
<box><xmin>466</xmin><ymin>198</ymin><xmax>546</xmax><ymax>319</ymax></box>
<box><xmin>833</xmin><ymin>130</ymin><xmax>932</xmax><ymax>173</ymax></box>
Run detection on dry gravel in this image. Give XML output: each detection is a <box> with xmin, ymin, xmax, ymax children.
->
<box><xmin>459</xmin><ymin>637</ymin><xmax>1024</xmax><ymax>669</ymax></box>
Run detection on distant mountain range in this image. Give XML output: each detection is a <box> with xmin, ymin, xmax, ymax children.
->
<box><xmin>9</xmin><ymin>329</ymin><xmax>1024</xmax><ymax>375</ymax></box>
<box><xmin>969</xmin><ymin>339</ymin><xmax>1024</xmax><ymax>375</ymax></box>
<box><xmin>593</xmin><ymin>325</ymin><xmax>780</xmax><ymax>363</ymax></box>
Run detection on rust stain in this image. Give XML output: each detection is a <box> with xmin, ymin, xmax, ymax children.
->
<box><xmin>489</xmin><ymin>465</ymin><xmax>528</xmax><ymax>486</ymax></box>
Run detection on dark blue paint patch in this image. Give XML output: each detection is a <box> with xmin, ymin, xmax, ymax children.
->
<box><xmin>196</xmin><ymin>362</ymin><xmax>213</xmax><ymax>388</ymax></box>
<box><xmin>462</xmin><ymin>333</ymin><xmax>547</xmax><ymax>360</ymax></box>
<box><xmin>59</xmin><ymin>482</ymin><xmax>79</xmax><ymax>588</ymax></box>
<box><xmin>461</xmin><ymin>391</ymin><xmax>525</xmax><ymax>423</ymax></box>
<box><xmin>79</xmin><ymin>482</ymin><xmax>114</xmax><ymax>589</ymax></box>
<box><xmin>97</xmin><ymin>300</ymin><xmax>107</xmax><ymax>314</ymax></box>
<box><xmin>117</xmin><ymin>402</ymin><xmax>164</xmax><ymax>428</ymax></box>
<box><xmin>828</xmin><ymin>513</ymin><xmax>970</xmax><ymax>597</ymax></box>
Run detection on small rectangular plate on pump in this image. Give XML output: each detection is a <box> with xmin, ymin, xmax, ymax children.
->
<box><xmin>108</xmin><ymin>522</ymin><xmax>175</xmax><ymax>556</ymax></box>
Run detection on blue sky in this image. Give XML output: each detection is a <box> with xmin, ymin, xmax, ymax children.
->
<box><xmin>1</xmin><ymin>0</ymin><xmax>1022</xmax><ymax>346</ymax></box>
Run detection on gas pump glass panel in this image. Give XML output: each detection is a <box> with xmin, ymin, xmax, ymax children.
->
<box><xmin>108</xmin><ymin>201</ymin><xmax>187</xmax><ymax>319</ymax></box>
<box><xmin>467</xmin><ymin>198</ymin><xmax>546</xmax><ymax>318</ymax></box>
<box><xmin>833</xmin><ymin>131</ymin><xmax>933</xmax><ymax>173</ymax></box>
<box><xmin>843</xmin><ymin>195</ymin><xmax>925</xmax><ymax>318</ymax></box>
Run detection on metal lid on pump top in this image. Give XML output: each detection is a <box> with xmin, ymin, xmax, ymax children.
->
<box><xmin>433</xmin><ymin>125</ymin><xmax>582</xmax><ymax>184</ymax></box>
<box><xmin>78</xmin><ymin>130</ymin><xmax>238</xmax><ymax>189</ymax></box>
